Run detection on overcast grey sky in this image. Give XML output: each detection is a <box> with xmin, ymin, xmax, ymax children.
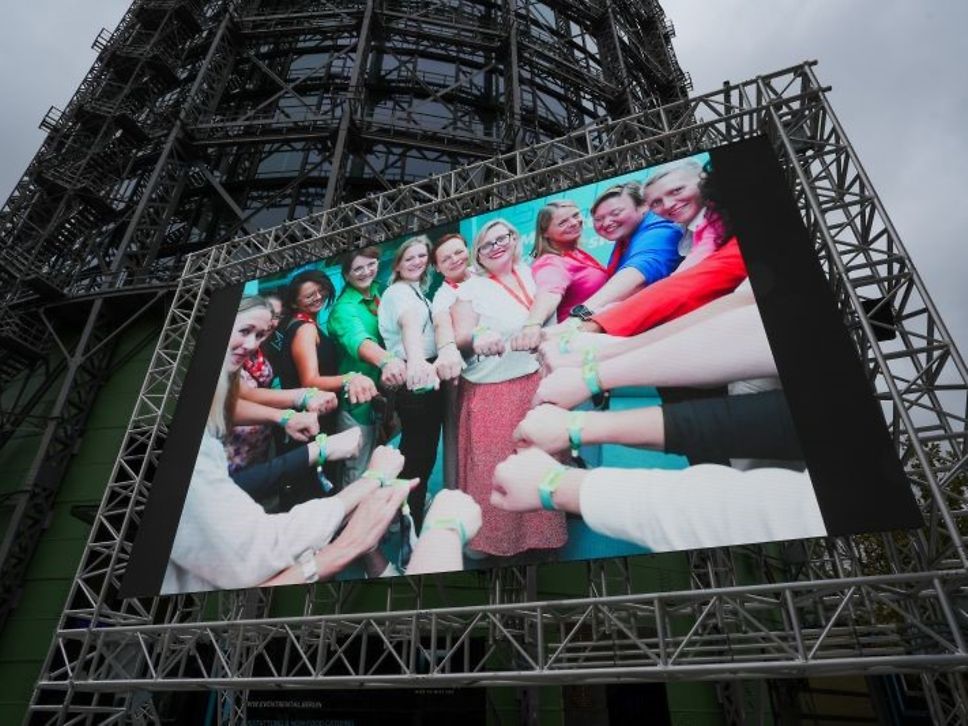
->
<box><xmin>1</xmin><ymin>1</ymin><xmax>965</xmax><ymax>351</ymax></box>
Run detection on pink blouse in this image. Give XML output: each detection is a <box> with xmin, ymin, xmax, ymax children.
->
<box><xmin>531</xmin><ymin>249</ymin><xmax>608</xmax><ymax>322</ymax></box>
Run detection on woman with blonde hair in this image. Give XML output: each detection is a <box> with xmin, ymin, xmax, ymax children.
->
<box><xmin>377</xmin><ymin>234</ymin><xmax>443</xmax><ymax>532</ymax></box>
<box><xmin>163</xmin><ymin>296</ymin><xmax>406</xmax><ymax>593</ymax></box>
<box><xmin>451</xmin><ymin>219</ymin><xmax>567</xmax><ymax>557</ymax></box>
<box><xmin>510</xmin><ymin>200</ymin><xmax>608</xmax><ymax>351</ymax></box>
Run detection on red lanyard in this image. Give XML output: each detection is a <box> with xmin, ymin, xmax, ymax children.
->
<box><xmin>445</xmin><ymin>279</ymin><xmax>461</xmax><ymax>289</ymax></box>
<box><xmin>488</xmin><ymin>268</ymin><xmax>534</xmax><ymax>310</ymax></box>
<box><xmin>604</xmin><ymin>238</ymin><xmax>629</xmax><ymax>277</ymax></box>
<box><xmin>293</xmin><ymin>311</ymin><xmax>317</xmax><ymax>325</ymax></box>
<box><xmin>364</xmin><ymin>292</ymin><xmax>380</xmax><ymax>316</ymax></box>
<box><xmin>563</xmin><ymin>248</ymin><xmax>606</xmax><ymax>273</ymax></box>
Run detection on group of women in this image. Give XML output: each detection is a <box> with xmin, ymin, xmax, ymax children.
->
<box><xmin>163</xmin><ymin>158</ymin><xmax>827</xmax><ymax>594</ymax></box>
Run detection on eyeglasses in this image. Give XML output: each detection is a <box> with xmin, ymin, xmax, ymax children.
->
<box><xmin>478</xmin><ymin>232</ymin><xmax>513</xmax><ymax>256</ymax></box>
<box><xmin>350</xmin><ymin>260</ymin><xmax>378</xmax><ymax>277</ymax></box>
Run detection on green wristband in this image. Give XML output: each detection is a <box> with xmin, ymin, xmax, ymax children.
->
<box><xmin>299</xmin><ymin>387</ymin><xmax>320</xmax><ymax>410</ymax></box>
<box><xmin>426</xmin><ymin>516</ymin><xmax>468</xmax><ymax>547</ymax></box>
<box><xmin>314</xmin><ymin>433</ymin><xmax>331</xmax><ymax>493</ymax></box>
<box><xmin>278</xmin><ymin>409</ymin><xmax>296</xmax><ymax>427</ymax></box>
<box><xmin>538</xmin><ymin>464</ymin><xmax>567</xmax><ymax>511</ymax></box>
<box><xmin>558</xmin><ymin>331</ymin><xmax>575</xmax><ymax>354</ymax></box>
<box><xmin>379</xmin><ymin>352</ymin><xmax>397</xmax><ymax>369</ymax></box>
<box><xmin>362</xmin><ymin>469</ymin><xmax>389</xmax><ymax>487</ymax></box>
<box><xmin>472</xmin><ymin>324</ymin><xmax>489</xmax><ymax>342</ymax></box>
<box><xmin>362</xmin><ymin>470</ymin><xmax>411</xmax><ymax>489</ymax></box>
<box><xmin>581</xmin><ymin>360</ymin><xmax>603</xmax><ymax>397</ymax></box>
<box><xmin>567</xmin><ymin>411</ymin><xmax>585</xmax><ymax>457</ymax></box>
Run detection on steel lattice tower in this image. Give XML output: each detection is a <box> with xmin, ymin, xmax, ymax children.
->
<box><xmin>5</xmin><ymin>4</ymin><xmax>967</xmax><ymax>726</ymax></box>
<box><xmin>21</xmin><ymin>61</ymin><xmax>968</xmax><ymax>725</ymax></box>
<box><xmin>0</xmin><ymin>0</ymin><xmax>690</xmax><ymax>722</ymax></box>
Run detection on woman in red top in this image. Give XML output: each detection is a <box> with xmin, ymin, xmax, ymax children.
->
<box><xmin>577</xmin><ymin>161</ymin><xmax>747</xmax><ymax>338</ymax></box>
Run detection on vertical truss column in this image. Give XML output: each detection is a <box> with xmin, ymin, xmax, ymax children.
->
<box><xmin>28</xmin><ymin>271</ymin><xmax>212</xmax><ymax>724</ymax></box>
<box><xmin>594</xmin><ymin>2</ymin><xmax>635</xmax><ymax>116</ymax></box>
<box><xmin>321</xmin><ymin>0</ymin><xmax>376</xmax><ymax>210</ymax></box>
<box><xmin>502</xmin><ymin>0</ymin><xmax>524</xmax><ymax>151</ymax></box>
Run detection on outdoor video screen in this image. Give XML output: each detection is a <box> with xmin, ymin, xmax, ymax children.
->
<box><xmin>122</xmin><ymin>137</ymin><xmax>921</xmax><ymax>597</ymax></box>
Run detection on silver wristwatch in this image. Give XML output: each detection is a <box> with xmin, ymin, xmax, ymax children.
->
<box><xmin>296</xmin><ymin>548</ymin><xmax>318</xmax><ymax>583</ymax></box>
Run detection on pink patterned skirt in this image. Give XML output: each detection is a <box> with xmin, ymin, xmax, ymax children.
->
<box><xmin>457</xmin><ymin>371</ymin><xmax>568</xmax><ymax>556</ymax></box>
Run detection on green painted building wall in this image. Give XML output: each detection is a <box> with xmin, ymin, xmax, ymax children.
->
<box><xmin>0</xmin><ymin>317</ymin><xmax>158</xmax><ymax>723</ymax></box>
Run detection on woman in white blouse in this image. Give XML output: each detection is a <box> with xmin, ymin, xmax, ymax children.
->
<box><xmin>377</xmin><ymin>235</ymin><xmax>443</xmax><ymax>532</ymax></box>
<box><xmin>429</xmin><ymin>233</ymin><xmax>474</xmax><ymax>490</ymax></box>
<box><xmin>451</xmin><ymin>219</ymin><xmax>567</xmax><ymax>557</ymax></box>
<box><xmin>163</xmin><ymin>296</ymin><xmax>409</xmax><ymax>594</ymax></box>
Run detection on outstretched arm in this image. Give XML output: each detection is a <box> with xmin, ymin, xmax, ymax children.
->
<box><xmin>432</xmin><ymin>306</ymin><xmax>464</xmax><ymax>382</ymax></box>
<box><xmin>239</xmin><ymin>384</ymin><xmax>338</xmax><ymax>416</ymax></box>
<box><xmin>586</xmin><ymin>239</ymin><xmax>747</xmax><ymax>337</ymax></box>
<box><xmin>539</xmin><ymin>284</ymin><xmax>755</xmax><ymax>371</ymax></box>
<box><xmin>261</xmin><ymin>484</ymin><xmax>413</xmax><ymax>587</ymax></box>
<box><xmin>490</xmin><ymin>448</ymin><xmax>826</xmax><ymax>552</ymax></box>
<box><xmin>515</xmin><ymin>391</ymin><xmax>802</xmax><ymax>463</ymax></box>
<box><xmin>292</xmin><ymin>324</ymin><xmax>377</xmax><ymax>404</ymax></box>
<box><xmin>406</xmin><ymin>489</ymin><xmax>482</xmax><ymax>575</ymax></box>
<box><xmin>533</xmin><ymin>302</ymin><xmax>776</xmax><ymax>409</ymax></box>
<box><xmin>233</xmin><ymin>398</ymin><xmax>319</xmax><ymax>441</ymax></box>
<box><xmin>398</xmin><ymin>307</ymin><xmax>439</xmax><ymax>390</ymax></box>
<box><xmin>581</xmin><ymin>267</ymin><xmax>645</xmax><ymax>311</ymax></box>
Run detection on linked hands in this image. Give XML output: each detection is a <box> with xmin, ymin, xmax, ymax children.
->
<box><xmin>284</xmin><ymin>411</ymin><xmax>320</xmax><ymax>441</ymax></box>
<box><xmin>434</xmin><ymin>344</ymin><xmax>465</xmax><ymax>382</ymax></box>
<box><xmin>379</xmin><ymin>357</ymin><xmax>407</xmax><ymax>388</ymax></box>
<box><xmin>513</xmin><ymin>404</ymin><xmax>573</xmax><ymax>454</ymax></box>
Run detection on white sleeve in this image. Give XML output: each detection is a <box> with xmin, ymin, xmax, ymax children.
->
<box><xmin>431</xmin><ymin>284</ymin><xmax>457</xmax><ymax>316</ymax></box>
<box><xmin>167</xmin><ymin>435</ymin><xmax>347</xmax><ymax>590</ymax></box>
<box><xmin>578</xmin><ymin>464</ymin><xmax>826</xmax><ymax>552</ymax></box>
<box><xmin>377</xmin><ymin>285</ymin><xmax>402</xmax><ymax>329</ymax></box>
<box><xmin>455</xmin><ymin>276</ymin><xmax>493</xmax><ymax>317</ymax></box>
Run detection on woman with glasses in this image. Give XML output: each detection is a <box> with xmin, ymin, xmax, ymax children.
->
<box><xmin>328</xmin><ymin>246</ymin><xmax>408</xmax><ymax>485</ymax></box>
<box><xmin>450</xmin><ymin>219</ymin><xmax>567</xmax><ymax>558</ymax></box>
<box><xmin>377</xmin><ymin>235</ymin><xmax>443</xmax><ymax>533</ymax></box>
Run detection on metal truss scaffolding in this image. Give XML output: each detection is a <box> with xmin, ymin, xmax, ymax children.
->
<box><xmin>26</xmin><ymin>61</ymin><xmax>968</xmax><ymax>725</ymax></box>
<box><xmin>0</xmin><ymin>0</ymin><xmax>687</xmax><ymax>643</ymax></box>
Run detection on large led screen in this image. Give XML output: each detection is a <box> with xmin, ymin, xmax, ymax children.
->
<box><xmin>123</xmin><ymin>137</ymin><xmax>921</xmax><ymax>596</ymax></box>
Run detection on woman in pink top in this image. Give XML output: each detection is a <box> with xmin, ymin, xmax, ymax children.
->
<box><xmin>510</xmin><ymin>200</ymin><xmax>608</xmax><ymax>351</ymax></box>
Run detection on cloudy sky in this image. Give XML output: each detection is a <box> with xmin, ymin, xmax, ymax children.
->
<box><xmin>1</xmin><ymin>1</ymin><xmax>965</xmax><ymax>351</ymax></box>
